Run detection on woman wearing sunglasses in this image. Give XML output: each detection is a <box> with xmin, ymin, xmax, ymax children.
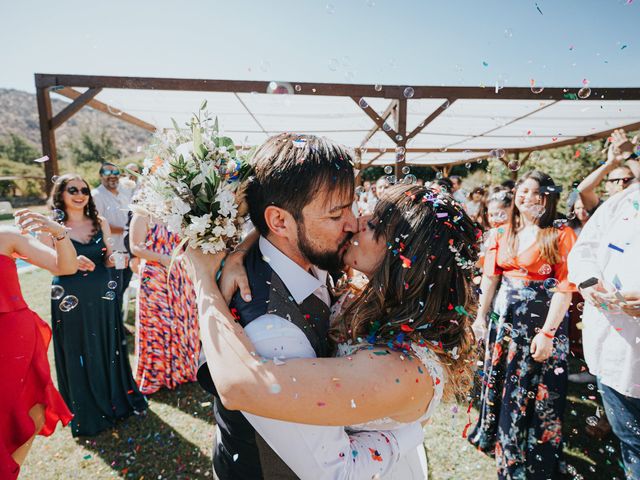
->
<box><xmin>39</xmin><ymin>174</ymin><xmax>147</xmax><ymax>437</ymax></box>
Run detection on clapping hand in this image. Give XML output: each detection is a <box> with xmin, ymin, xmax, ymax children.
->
<box><xmin>77</xmin><ymin>255</ymin><xmax>96</xmax><ymax>272</ymax></box>
<box><xmin>611</xmin><ymin>129</ymin><xmax>638</xmax><ymax>160</ymax></box>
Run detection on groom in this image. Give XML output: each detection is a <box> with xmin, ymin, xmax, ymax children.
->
<box><xmin>197</xmin><ymin>133</ymin><xmax>423</xmax><ymax>479</ymax></box>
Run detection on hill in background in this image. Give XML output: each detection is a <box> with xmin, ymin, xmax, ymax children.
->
<box><xmin>0</xmin><ymin>88</ymin><xmax>152</xmax><ymax>161</ymax></box>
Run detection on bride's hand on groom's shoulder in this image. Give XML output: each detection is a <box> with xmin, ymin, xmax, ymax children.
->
<box><xmin>219</xmin><ymin>250</ymin><xmax>252</xmax><ymax>303</ymax></box>
<box><xmin>183</xmin><ymin>246</ymin><xmax>226</xmax><ymax>281</ymax></box>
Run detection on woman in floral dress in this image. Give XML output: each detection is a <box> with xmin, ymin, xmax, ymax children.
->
<box><xmin>469</xmin><ymin>170</ymin><xmax>576</xmax><ymax>479</ymax></box>
<box><xmin>129</xmin><ymin>213</ymin><xmax>199</xmax><ymax>394</ymax></box>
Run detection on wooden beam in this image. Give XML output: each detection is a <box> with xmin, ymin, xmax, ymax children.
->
<box><xmin>406</xmin><ymin>99</ymin><xmax>454</xmax><ymax>141</ymax></box>
<box><xmin>50</xmin><ymin>88</ymin><xmax>102</xmax><ymax>130</ymax></box>
<box><xmin>395</xmin><ymin>98</ymin><xmax>407</xmax><ymax>177</ymax></box>
<box><xmin>34</xmin><ymin>74</ymin><xmax>640</xmax><ymax>101</ymax></box>
<box><xmin>360</xmin><ymin>100</ymin><xmax>397</xmax><ymax>147</ymax></box>
<box><xmin>54</xmin><ymin>87</ymin><xmax>157</xmax><ymax>133</ymax></box>
<box><xmin>351</xmin><ymin>97</ymin><xmax>399</xmax><ymax>143</ymax></box>
<box><xmin>35</xmin><ymin>86</ymin><xmax>58</xmax><ymax>194</ymax></box>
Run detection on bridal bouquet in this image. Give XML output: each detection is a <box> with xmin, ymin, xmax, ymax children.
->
<box><xmin>134</xmin><ymin>102</ymin><xmax>252</xmax><ymax>254</ymax></box>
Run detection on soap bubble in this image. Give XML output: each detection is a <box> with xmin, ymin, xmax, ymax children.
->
<box><xmin>51</xmin><ymin>285</ymin><xmax>65</xmax><ymax>300</ymax></box>
<box><xmin>326</xmin><ymin>3</ymin><xmax>335</xmax><ymax>14</ymax></box>
<box><xmin>59</xmin><ymin>295</ymin><xmax>79</xmax><ymax>312</ymax></box>
<box><xmin>507</xmin><ymin>160</ymin><xmax>521</xmax><ymax>171</ymax></box>
<box><xmin>266</xmin><ymin>81</ymin><xmax>293</xmax><ymax>95</ymax></box>
<box><xmin>386</xmin><ymin>175</ymin><xmax>397</xmax><ymax>185</ymax></box>
<box><xmin>382</xmin><ymin>122</ymin><xmax>391</xmax><ymax>132</ymax></box>
<box><xmin>578</xmin><ymin>87</ymin><xmax>591</xmax><ymax>99</ymax></box>
<box><xmin>51</xmin><ymin>209</ymin><xmax>65</xmax><ymax>222</ymax></box>
<box><xmin>358</xmin><ymin>98</ymin><xmax>369</xmax><ymax>109</ymax></box>
<box><xmin>328</xmin><ymin>58</ymin><xmax>339</xmax><ymax>71</ymax></box>
<box><xmin>374</xmin><ymin>84</ymin><xmax>382</xmax><ymax>92</ymax></box>
<box><xmin>401</xmin><ymin>165</ymin><xmax>410</xmax><ymax>175</ymax></box>
<box><xmin>384</xmin><ymin>165</ymin><xmax>393</xmax><ymax>174</ymax></box>
<box><xmin>403</xmin><ymin>87</ymin><xmax>415</xmax><ymax>98</ymax></box>
<box><xmin>294</xmin><ymin>84</ymin><xmax>302</xmax><ymax>92</ymax></box>
<box><xmin>107</xmin><ymin>280</ymin><xmax>118</xmax><ymax>289</ymax></box>
<box><xmin>586</xmin><ymin>416</ymin><xmax>599</xmax><ymax>427</ymax></box>
<box><xmin>531</xmin><ymin>86</ymin><xmax>544</xmax><ymax>94</ymax></box>
<box><xmin>543</xmin><ymin>278</ymin><xmax>559</xmax><ymax>290</ymax></box>
<box><xmin>102</xmin><ymin>291</ymin><xmax>116</xmax><ymax>301</ymax></box>
<box><xmin>402</xmin><ymin>174</ymin><xmax>417</xmax><ymax>185</ymax></box>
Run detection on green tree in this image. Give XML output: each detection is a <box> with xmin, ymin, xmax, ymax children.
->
<box><xmin>69</xmin><ymin>131</ymin><xmax>121</xmax><ymax>164</ymax></box>
<box><xmin>0</xmin><ymin>133</ymin><xmax>40</xmax><ymax>163</ymax></box>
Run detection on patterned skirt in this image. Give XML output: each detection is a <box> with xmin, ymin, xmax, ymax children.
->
<box><xmin>468</xmin><ymin>276</ymin><xmax>569</xmax><ymax>480</ymax></box>
<box><xmin>134</xmin><ymin>259</ymin><xmax>199</xmax><ymax>395</ymax></box>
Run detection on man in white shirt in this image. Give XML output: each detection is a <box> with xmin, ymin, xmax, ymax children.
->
<box><xmin>91</xmin><ymin>162</ymin><xmax>133</xmax><ymax>312</ymax></box>
<box><xmin>568</xmin><ymin>180</ymin><xmax>640</xmax><ymax>479</ymax></box>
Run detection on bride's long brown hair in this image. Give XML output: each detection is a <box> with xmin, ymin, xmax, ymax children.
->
<box><xmin>336</xmin><ymin>184</ymin><xmax>481</xmax><ymax>401</ymax></box>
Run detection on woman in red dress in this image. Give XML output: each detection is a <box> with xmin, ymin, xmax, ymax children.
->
<box><xmin>0</xmin><ymin>209</ymin><xmax>77</xmax><ymax>479</ymax></box>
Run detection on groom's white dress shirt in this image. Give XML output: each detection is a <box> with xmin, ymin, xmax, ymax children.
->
<box><xmin>568</xmin><ymin>183</ymin><xmax>640</xmax><ymax>399</ymax></box>
<box><xmin>232</xmin><ymin>236</ymin><xmax>423</xmax><ymax>480</ymax></box>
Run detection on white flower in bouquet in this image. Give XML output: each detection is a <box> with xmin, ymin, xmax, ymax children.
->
<box><xmin>132</xmin><ymin>101</ymin><xmax>253</xmax><ymax>258</ymax></box>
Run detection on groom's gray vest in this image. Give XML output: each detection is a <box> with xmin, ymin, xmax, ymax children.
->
<box><xmin>203</xmin><ymin>242</ymin><xmax>332</xmax><ymax>480</ymax></box>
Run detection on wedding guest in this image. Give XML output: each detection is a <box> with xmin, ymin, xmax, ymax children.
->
<box><xmin>450</xmin><ymin>175</ymin><xmax>468</xmax><ymax>205</ymax></box>
<box><xmin>465</xmin><ymin>186</ymin><xmax>486</xmax><ymax>220</ymax></box>
<box><xmin>468</xmin><ymin>170</ymin><xmax>576</xmax><ymax>479</ymax></box>
<box><xmin>486</xmin><ymin>189</ymin><xmax>513</xmax><ymax>229</ymax></box>
<box><xmin>568</xmin><ymin>169</ymin><xmax>640</xmax><ymax>479</ymax></box>
<box><xmin>577</xmin><ymin>129</ymin><xmax>639</xmax><ymax>214</ymax></box>
<box><xmin>92</xmin><ymin>162</ymin><xmax>132</xmax><ymax>310</ymax></box>
<box><xmin>41</xmin><ymin>174</ymin><xmax>147</xmax><ymax>437</ymax></box>
<box><xmin>128</xmin><ymin>212</ymin><xmax>200</xmax><ymax>394</ymax></box>
<box><xmin>0</xmin><ymin>211</ymin><xmax>75</xmax><ymax>480</ymax></box>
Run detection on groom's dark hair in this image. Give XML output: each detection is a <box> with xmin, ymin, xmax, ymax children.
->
<box><xmin>245</xmin><ymin>133</ymin><xmax>355</xmax><ymax>236</ymax></box>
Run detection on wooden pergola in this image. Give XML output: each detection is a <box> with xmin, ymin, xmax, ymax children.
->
<box><xmin>35</xmin><ymin>73</ymin><xmax>640</xmax><ymax>193</ymax></box>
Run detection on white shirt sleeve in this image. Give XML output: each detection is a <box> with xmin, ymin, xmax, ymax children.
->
<box><xmin>242</xmin><ymin>314</ymin><xmax>423</xmax><ymax>480</ymax></box>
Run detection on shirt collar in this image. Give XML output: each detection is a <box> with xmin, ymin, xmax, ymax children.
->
<box><xmin>258</xmin><ymin>236</ymin><xmax>328</xmax><ymax>305</ymax></box>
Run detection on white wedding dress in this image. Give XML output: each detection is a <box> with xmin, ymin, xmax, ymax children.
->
<box><xmin>331</xmin><ymin>295</ymin><xmax>446</xmax><ymax>480</ymax></box>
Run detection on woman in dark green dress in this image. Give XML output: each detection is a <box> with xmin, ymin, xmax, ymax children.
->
<box><xmin>41</xmin><ymin>174</ymin><xmax>147</xmax><ymax>437</ymax></box>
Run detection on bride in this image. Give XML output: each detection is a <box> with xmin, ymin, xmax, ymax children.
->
<box><xmin>186</xmin><ymin>184</ymin><xmax>479</xmax><ymax>479</ymax></box>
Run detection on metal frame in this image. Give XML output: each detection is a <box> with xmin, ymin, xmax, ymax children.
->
<box><xmin>35</xmin><ymin>73</ymin><xmax>640</xmax><ymax>192</ymax></box>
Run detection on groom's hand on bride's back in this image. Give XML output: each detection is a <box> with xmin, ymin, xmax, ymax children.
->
<box><xmin>219</xmin><ymin>250</ymin><xmax>252</xmax><ymax>304</ymax></box>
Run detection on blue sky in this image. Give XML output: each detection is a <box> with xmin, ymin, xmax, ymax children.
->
<box><xmin>1</xmin><ymin>0</ymin><xmax>638</xmax><ymax>93</ymax></box>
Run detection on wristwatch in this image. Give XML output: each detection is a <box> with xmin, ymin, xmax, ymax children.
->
<box><xmin>578</xmin><ymin>277</ymin><xmax>599</xmax><ymax>290</ymax></box>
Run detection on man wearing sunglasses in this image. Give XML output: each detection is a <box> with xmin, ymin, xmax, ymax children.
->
<box><xmin>92</xmin><ymin>162</ymin><xmax>133</xmax><ymax>314</ymax></box>
<box><xmin>578</xmin><ymin>129</ymin><xmax>639</xmax><ymax>215</ymax></box>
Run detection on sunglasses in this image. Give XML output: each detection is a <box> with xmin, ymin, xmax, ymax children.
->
<box><xmin>101</xmin><ymin>169</ymin><xmax>121</xmax><ymax>176</ymax></box>
<box><xmin>66</xmin><ymin>186</ymin><xmax>91</xmax><ymax>196</ymax></box>
<box><xmin>606</xmin><ymin>177</ymin><xmax>633</xmax><ymax>185</ymax></box>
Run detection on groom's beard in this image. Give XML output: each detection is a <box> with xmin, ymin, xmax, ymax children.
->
<box><xmin>297</xmin><ymin>223</ymin><xmax>352</xmax><ymax>272</ymax></box>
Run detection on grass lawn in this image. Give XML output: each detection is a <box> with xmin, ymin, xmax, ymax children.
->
<box><xmin>17</xmin><ymin>268</ymin><xmax>625</xmax><ymax>479</ymax></box>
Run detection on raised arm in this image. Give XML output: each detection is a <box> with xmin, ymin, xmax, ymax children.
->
<box><xmin>10</xmin><ymin>210</ymin><xmax>78</xmax><ymax>275</ymax></box>
<box><xmin>577</xmin><ymin>153</ymin><xmax>616</xmax><ymax>212</ymax></box>
<box><xmin>185</xmin><ymin>248</ymin><xmax>433</xmax><ymax>427</ymax></box>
